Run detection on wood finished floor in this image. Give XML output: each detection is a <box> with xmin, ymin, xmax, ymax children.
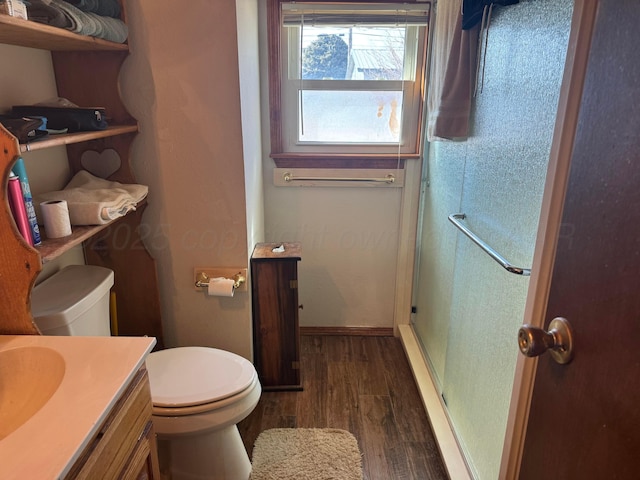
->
<box><xmin>238</xmin><ymin>335</ymin><xmax>448</xmax><ymax>480</ymax></box>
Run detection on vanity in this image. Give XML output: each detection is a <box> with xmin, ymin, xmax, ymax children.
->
<box><xmin>0</xmin><ymin>335</ymin><xmax>160</xmax><ymax>479</ymax></box>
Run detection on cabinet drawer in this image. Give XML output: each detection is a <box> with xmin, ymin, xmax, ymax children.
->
<box><xmin>65</xmin><ymin>368</ymin><xmax>154</xmax><ymax>480</ymax></box>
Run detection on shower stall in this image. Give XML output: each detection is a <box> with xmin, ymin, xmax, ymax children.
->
<box><xmin>411</xmin><ymin>1</ymin><xmax>573</xmax><ymax>478</ymax></box>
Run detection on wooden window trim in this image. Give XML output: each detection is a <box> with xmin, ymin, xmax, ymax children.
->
<box><xmin>266</xmin><ymin>0</ymin><xmax>428</xmax><ymax>169</ymax></box>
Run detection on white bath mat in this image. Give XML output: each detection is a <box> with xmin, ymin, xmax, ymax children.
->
<box><xmin>250</xmin><ymin>428</ymin><xmax>363</xmax><ymax>480</ymax></box>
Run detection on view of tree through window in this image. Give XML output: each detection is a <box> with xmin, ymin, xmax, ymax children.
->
<box><xmin>295</xmin><ymin>26</ymin><xmax>410</xmax><ymax>144</ymax></box>
<box><xmin>303</xmin><ymin>34</ymin><xmax>348</xmax><ymax>80</ymax></box>
<box><xmin>300</xmin><ymin>26</ymin><xmax>407</xmax><ymax>82</ymax></box>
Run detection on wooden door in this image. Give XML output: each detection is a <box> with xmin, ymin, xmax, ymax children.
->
<box><xmin>517</xmin><ymin>1</ymin><xmax>640</xmax><ymax>478</ymax></box>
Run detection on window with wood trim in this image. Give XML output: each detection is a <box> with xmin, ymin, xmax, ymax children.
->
<box><xmin>267</xmin><ymin>0</ymin><xmax>430</xmax><ymax>169</ymax></box>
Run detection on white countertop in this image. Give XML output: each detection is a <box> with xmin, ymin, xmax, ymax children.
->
<box><xmin>0</xmin><ymin>335</ymin><xmax>156</xmax><ymax>480</ymax></box>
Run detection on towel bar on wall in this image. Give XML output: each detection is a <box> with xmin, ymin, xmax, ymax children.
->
<box><xmin>282</xmin><ymin>171</ymin><xmax>396</xmax><ymax>184</ymax></box>
<box><xmin>448</xmin><ymin>213</ymin><xmax>532</xmax><ymax>276</ymax></box>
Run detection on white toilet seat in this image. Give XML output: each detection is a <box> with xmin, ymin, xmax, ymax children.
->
<box><xmin>152</xmin><ymin>375</ymin><xmax>259</xmax><ymax>417</ymax></box>
<box><xmin>146</xmin><ymin>346</ymin><xmax>256</xmax><ymax>408</ymax></box>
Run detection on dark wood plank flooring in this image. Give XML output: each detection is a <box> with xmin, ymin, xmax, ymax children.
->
<box><xmin>238</xmin><ymin>335</ymin><xmax>447</xmax><ymax>479</ymax></box>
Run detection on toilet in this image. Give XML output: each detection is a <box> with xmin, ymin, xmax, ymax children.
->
<box><xmin>146</xmin><ymin>346</ymin><xmax>261</xmax><ymax>480</ymax></box>
<box><xmin>31</xmin><ymin>264</ymin><xmax>261</xmax><ymax>480</ymax></box>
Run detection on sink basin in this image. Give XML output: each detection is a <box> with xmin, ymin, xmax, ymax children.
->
<box><xmin>0</xmin><ymin>346</ymin><xmax>65</xmax><ymax>440</ymax></box>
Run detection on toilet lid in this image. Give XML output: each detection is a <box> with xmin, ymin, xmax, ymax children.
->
<box><xmin>145</xmin><ymin>347</ymin><xmax>257</xmax><ymax>407</ymax></box>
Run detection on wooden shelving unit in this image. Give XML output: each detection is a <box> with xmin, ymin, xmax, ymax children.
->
<box><xmin>0</xmin><ymin>14</ymin><xmax>128</xmax><ymax>51</ymax></box>
<box><xmin>0</xmin><ymin>8</ymin><xmax>164</xmax><ymax>346</ymax></box>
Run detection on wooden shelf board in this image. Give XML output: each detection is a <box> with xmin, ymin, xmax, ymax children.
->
<box><xmin>20</xmin><ymin>125</ymin><xmax>138</xmax><ymax>152</ymax></box>
<box><xmin>38</xmin><ymin>223</ymin><xmax>109</xmax><ymax>263</ymax></box>
<box><xmin>37</xmin><ymin>200</ymin><xmax>146</xmax><ymax>263</ymax></box>
<box><xmin>0</xmin><ymin>15</ymin><xmax>128</xmax><ymax>51</ymax></box>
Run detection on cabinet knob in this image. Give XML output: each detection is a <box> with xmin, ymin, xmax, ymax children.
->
<box><xmin>298</xmin><ymin>304</ymin><xmax>304</xmax><ymax>310</ymax></box>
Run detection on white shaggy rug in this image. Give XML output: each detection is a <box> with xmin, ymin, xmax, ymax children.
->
<box><xmin>250</xmin><ymin>428</ymin><xmax>363</xmax><ymax>480</ymax></box>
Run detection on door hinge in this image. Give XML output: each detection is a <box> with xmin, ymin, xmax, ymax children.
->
<box><xmin>290</xmin><ymin>280</ymin><xmax>298</xmax><ymax>289</ymax></box>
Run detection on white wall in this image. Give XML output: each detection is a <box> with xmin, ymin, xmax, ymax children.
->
<box><xmin>236</xmin><ymin>0</ymin><xmax>265</xmax><ymax>256</ymax></box>
<box><xmin>264</xmin><ymin>184</ymin><xmax>404</xmax><ymax>328</ymax></box>
<box><xmin>121</xmin><ymin>0</ymin><xmax>257</xmax><ymax>359</ymax></box>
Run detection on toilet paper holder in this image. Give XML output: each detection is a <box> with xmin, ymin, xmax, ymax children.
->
<box><xmin>194</xmin><ymin>268</ymin><xmax>247</xmax><ymax>292</ymax></box>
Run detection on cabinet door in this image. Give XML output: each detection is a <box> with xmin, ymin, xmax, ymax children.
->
<box><xmin>120</xmin><ymin>422</ymin><xmax>161</xmax><ymax>480</ymax></box>
<box><xmin>251</xmin><ymin>258</ymin><xmax>301</xmax><ymax>390</ymax></box>
<box><xmin>66</xmin><ymin>369</ymin><xmax>160</xmax><ymax>480</ymax></box>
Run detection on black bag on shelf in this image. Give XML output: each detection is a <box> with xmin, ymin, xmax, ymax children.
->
<box><xmin>11</xmin><ymin>105</ymin><xmax>108</xmax><ymax>132</ymax></box>
<box><xmin>0</xmin><ymin>116</ymin><xmax>49</xmax><ymax>143</ymax></box>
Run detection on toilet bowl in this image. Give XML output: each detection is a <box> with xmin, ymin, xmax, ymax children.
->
<box><xmin>30</xmin><ymin>265</ymin><xmax>261</xmax><ymax>480</ymax></box>
<box><xmin>146</xmin><ymin>346</ymin><xmax>261</xmax><ymax>480</ymax></box>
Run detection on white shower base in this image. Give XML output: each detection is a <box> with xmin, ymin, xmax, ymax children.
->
<box><xmin>398</xmin><ymin>324</ymin><xmax>472</xmax><ymax>480</ymax></box>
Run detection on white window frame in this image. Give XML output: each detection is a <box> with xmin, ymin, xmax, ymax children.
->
<box><xmin>273</xmin><ymin>2</ymin><xmax>429</xmax><ymax>159</ymax></box>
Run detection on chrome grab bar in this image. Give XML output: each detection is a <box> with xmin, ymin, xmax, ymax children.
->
<box><xmin>448</xmin><ymin>213</ymin><xmax>532</xmax><ymax>276</ymax></box>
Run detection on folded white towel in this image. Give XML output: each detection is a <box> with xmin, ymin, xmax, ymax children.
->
<box><xmin>35</xmin><ymin>170</ymin><xmax>148</xmax><ymax>226</ymax></box>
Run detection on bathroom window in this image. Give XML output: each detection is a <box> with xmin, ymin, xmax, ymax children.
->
<box><xmin>267</xmin><ymin>1</ymin><xmax>430</xmax><ymax>168</ymax></box>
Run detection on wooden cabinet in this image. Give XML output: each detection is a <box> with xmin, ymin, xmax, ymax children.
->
<box><xmin>251</xmin><ymin>242</ymin><xmax>302</xmax><ymax>391</ymax></box>
<box><xmin>65</xmin><ymin>366</ymin><xmax>161</xmax><ymax>480</ymax></box>
<box><xmin>0</xmin><ymin>9</ymin><xmax>164</xmax><ymax>346</ymax></box>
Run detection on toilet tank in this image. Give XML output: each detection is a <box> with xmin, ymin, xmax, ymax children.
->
<box><xmin>30</xmin><ymin>265</ymin><xmax>114</xmax><ymax>336</ymax></box>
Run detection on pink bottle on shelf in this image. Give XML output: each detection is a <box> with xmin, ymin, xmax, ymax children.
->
<box><xmin>8</xmin><ymin>172</ymin><xmax>33</xmax><ymax>246</ymax></box>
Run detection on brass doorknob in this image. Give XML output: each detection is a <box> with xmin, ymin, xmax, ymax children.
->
<box><xmin>518</xmin><ymin>317</ymin><xmax>574</xmax><ymax>364</ymax></box>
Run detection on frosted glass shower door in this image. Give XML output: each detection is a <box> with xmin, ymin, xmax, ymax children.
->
<box><xmin>412</xmin><ymin>141</ymin><xmax>464</xmax><ymax>390</ymax></box>
<box><xmin>411</xmin><ymin>1</ymin><xmax>573</xmax><ymax>478</ymax></box>
<box><xmin>439</xmin><ymin>214</ymin><xmax>533</xmax><ymax>480</ymax></box>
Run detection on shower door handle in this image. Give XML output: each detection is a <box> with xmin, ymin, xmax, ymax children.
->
<box><xmin>518</xmin><ymin>317</ymin><xmax>574</xmax><ymax>364</ymax></box>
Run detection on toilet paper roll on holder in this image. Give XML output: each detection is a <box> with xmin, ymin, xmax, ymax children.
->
<box><xmin>195</xmin><ymin>271</ymin><xmax>246</xmax><ymax>291</ymax></box>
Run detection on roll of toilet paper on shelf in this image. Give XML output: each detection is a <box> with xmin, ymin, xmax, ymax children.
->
<box><xmin>207</xmin><ymin>277</ymin><xmax>235</xmax><ymax>297</ymax></box>
<box><xmin>40</xmin><ymin>200</ymin><xmax>72</xmax><ymax>239</ymax></box>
